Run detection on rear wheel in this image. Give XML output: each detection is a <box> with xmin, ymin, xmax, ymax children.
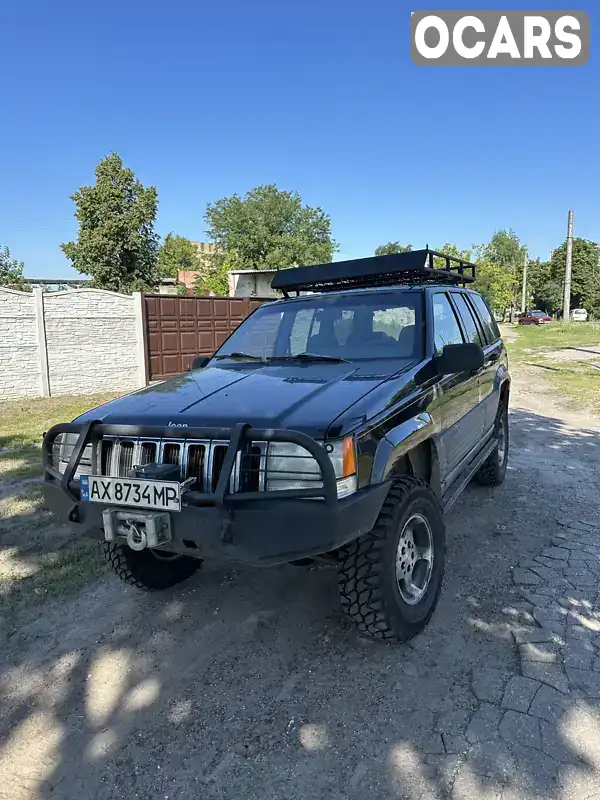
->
<box><xmin>338</xmin><ymin>477</ymin><xmax>446</xmax><ymax>641</ymax></box>
<box><xmin>102</xmin><ymin>543</ymin><xmax>201</xmax><ymax>590</ymax></box>
<box><xmin>475</xmin><ymin>400</ymin><xmax>509</xmax><ymax>486</ymax></box>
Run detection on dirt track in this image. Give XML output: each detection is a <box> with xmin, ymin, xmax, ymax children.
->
<box><xmin>2</xmin><ymin>361</ymin><xmax>600</xmax><ymax>800</ymax></box>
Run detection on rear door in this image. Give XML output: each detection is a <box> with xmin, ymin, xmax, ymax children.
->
<box><xmin>431</xmin><ymin>291</ymin><xmax>481</xmax><ymax>481</ymax></box>
<box><xmin>468</xmin><ymin>292</ymin><xmax>504</xmax><ymax>436</ymax></box>
<box><xmin>448</xmin><ymin>291</ymin><xmax>487</xmax><ymax>441</ymax></box>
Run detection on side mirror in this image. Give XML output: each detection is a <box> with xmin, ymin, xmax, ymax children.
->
<box><xmin>190</xmin><ymin>356</ymin><xmax>210</xmax><ymax>371</ymax></box>
<box><xmin>435</xmin><ymin>343</ymin><xmax>484</xmax><ymax>375</ymax></box>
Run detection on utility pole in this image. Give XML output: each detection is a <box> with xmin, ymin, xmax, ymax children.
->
<box><xmin>563</xmin><ymin>209</ymin><xmax>574</xmax><ymax>322</ymax></box>
<box><xmin>521</xmin><ymin>251</ymin><xmax>528</xmax><ymax>313</ymax></box>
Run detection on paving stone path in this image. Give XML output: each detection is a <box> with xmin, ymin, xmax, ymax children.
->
<box><xmin>436</xmin><ymin>518</ymin><xmax>600</xmax><ymax>799</ymax></box>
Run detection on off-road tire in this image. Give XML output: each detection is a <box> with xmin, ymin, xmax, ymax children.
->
<box><xmin>338</xmin><ymin>476</ymin><xmax>446</xmax><ymax>641</ymax></box>
<box><xmin>475</xmin><ymin>401</ymin><xmax>509</xmax><ymax>486</ymax></box>
<box><xmin>102</xmin><ymin>543</ymin><xmax>201</xmax><ymax>591</ymax></box>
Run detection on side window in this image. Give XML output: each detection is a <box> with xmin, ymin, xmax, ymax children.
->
<box><xmin>451</xmin><ymin>293</ymin><xmax>483</xmax><ymax>346</ymax></box>
<box><xmin>433</xmin><ymin>293</ymin><xmax>464</xmax><ymax>355</ymax></box>
<box><xmin>470</xmin><ymin>294</ymin><xmax>501</xmax><ymax>344</ymax></box>
<box><xmin>289</xmin><ymin>309</ymin><xmax>316</xmax><ymax>354</ymax></box>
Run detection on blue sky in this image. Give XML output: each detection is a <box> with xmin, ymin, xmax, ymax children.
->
<box><xmin>0</xmin><ymin>0</ymin><xmax>597</xmax><ymax>278</ymax></box>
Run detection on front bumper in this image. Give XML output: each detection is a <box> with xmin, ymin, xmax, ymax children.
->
<box><xmin>42</xmin><ymin>421</ymin><xmax>391</xmax><ymax>566</ymax></box>
<box><xmin>43</xmin><ymin>480</ymin><xmax>390</xmax><ymax>565</ymax></box>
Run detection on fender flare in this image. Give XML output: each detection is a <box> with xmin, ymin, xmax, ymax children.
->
<box><xmin>371</xmin><ymin>413</ymin><xmax>440</xmax><ymax>495</ymax></box>
<box><xmin>495</xmin><ymin>364</ymin><xmax>510</xmax><ymax>392</ymax></box>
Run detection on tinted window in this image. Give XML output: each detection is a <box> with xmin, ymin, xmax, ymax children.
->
<box><xmin>216</xmin><ymin>291</ymin><xmax>423</xmax><ymax>361</ymax></box>
<box><xmin>433</xmin><ymin>293</ymin><xmax>464</xmax><ymax>355</ymax></box>
<box><xmin>451</xmin><ymin>293</ymin><xmax>482</xmax><ymax>345</ymax></box>
<box><xmin>225</xmin><ymin>309</ymin><xmax>283</xmax><ymax>358</ymax></box>
<box><xmin>470</xmin><ymin>294</ymin><xmax>501</xmax><ymax>343</ymax></box>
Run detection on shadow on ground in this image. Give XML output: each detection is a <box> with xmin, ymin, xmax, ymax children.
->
<box><xmin>1</xmin><ymin>408</ymin><xmax>600</xmax><ymax>799</ymax></box>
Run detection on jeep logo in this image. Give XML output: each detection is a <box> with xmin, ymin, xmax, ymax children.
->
<box><xmin>168</xmin><ymin>421</ymin><xmax>188</xmax><ymax>427</ymax></box>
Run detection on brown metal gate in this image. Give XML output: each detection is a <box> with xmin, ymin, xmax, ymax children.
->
<box><xmin>143</xmin><ymin>295</ymin><xmax>270</xmax><ymax>381</ymax></box>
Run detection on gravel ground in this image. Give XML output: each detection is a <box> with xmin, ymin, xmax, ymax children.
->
<box><xmin>1</xmin><ymin>361</ymin><xmax>600</xmax><ymax>800</ymax></box>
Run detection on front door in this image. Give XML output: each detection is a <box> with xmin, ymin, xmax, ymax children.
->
<box><xmin>431</xmin><ymin>292</ymin><xmax>481</xmax><ymax>484</ymax></box>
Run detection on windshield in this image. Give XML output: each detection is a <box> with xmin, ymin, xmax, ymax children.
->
<box><xmin>214</xmin><ymin>291</ymin><xmax>423</xmax><ymax>361</ymax></box>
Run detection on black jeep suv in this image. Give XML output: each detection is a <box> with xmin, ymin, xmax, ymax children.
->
<box><xmin>43</xmin><ymin>249</ymin><xmax>509</xmax><ymax>641</ymax></box>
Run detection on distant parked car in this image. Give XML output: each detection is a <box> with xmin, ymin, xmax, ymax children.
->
<box><xmin>570</xmin><ymin>308</ymin><xmax>588</xmax><ymax>322</ymax></box>
<box><xmin>518</xmin><ymin>310</ymin><xmax>553</xmax><ymax>326</ymax></box>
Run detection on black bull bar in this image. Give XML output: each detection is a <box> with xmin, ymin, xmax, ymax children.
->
<box><xmin>42</xmin><ymin>421</ymin><xmax>339</xmax><ymax>508</ymax></box>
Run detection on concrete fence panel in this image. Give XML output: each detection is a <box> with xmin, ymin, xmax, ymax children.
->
<box><xmin>0</xmin><ymin>288</ymin><xmax>41</xmax><ymax>399</ymax></box>
<box><xmin>0</xmin><ymin>287</ymin><xmax>147</xmax><ymax>400</ymax></box>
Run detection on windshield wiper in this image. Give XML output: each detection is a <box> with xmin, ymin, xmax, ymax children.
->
<box><xmin>269</xmin><ymin>353</ymin><xmax>350</xmax><ymax>364</ymax></box>
<box><xmin>214</xmin><ymin>352</ymin><xmax>267</xmax><ymax>362</ymax></box>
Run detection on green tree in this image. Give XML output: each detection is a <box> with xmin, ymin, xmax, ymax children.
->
<box><xmin>475</xmin><ymin>229</ymin><xmax>527</xmax><ymax>318</ymax></box>
<box><xmin>526</xmin><ymin>258</ymin><xmax>559</xmax><ymax>313</ymax></box>
<box><xmin>374</xmin><ymin>242</ymin><xmax>413</xmax><ymax>256</ymax></box>
<box><xmin>432</xmin><ymin>241</ymin><xmax>513</xmax><ymax>312</ymax></box>
<box><xmin>203</xmin><ymin>184</ymin><xmax>337</xmax><ymax>295</ymax></box>
<box><xmin>430</xmin><ymin>243</ymin><xmax>472</xmax><ymax>275</ymax></box>
<box><xmin>549</xmin><ymin>237</ymin><xmax>600</xmax><ymax>317</ymax></box>
<box><xmin>0</xmin><ymin>245</ymin><xmax>29</xmax><ymax>290</ymax></box>
<box><xmin>195</xmin><ymin>252</ymin><xmax>232</xmax><ymax>296</ymax></box>
<box><xmin>475</xmin><ymin>260</ymin><xmax>514</xmax><ymax>312</ymax></box>
<box><xmin>477</xmin><ymin>229</ymin><xmax>526</xmax><ymax>270</ymax></box>
<box><xmin>158</xmin><ymin>233</ymin><xmax>201</xmax><ymax>278</ymax></box>
<box><xmin>61</xmin><ymin>153</ymin><xmax>160</xmax><ymax>293</ymax></box>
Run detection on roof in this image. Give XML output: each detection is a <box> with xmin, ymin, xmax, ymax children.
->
<box><xmin>228</xmin><ymin>269</ymin><xmax>278</xmax><ymax>275</ymax></box>
<box><xmin>271</xmin><ymin>248</ymin><xmax>476</xmax><ymax>295</ymax></box>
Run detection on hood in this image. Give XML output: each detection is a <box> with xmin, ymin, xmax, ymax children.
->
<box><xmin>75</xmin><ymin>359</ymin><xmax>418</xmax><ymax>439</ymax></box>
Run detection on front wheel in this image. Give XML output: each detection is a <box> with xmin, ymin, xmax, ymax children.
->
<box><xmin>102</xmin><ymin>543</ymin><xmax>202</xmax><ymax>590</ymax></box>
<box><xmin>475</xmin><ymin>400</ymin><xmax>509</xmax><ymax>486</ymax></box>
<box><xmin>338</xmin><ymin>477</ymin><xmax>446</xmax><ymax>642</ymax></box>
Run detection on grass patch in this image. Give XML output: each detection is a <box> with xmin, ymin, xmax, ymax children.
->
<box><xmin>1</xmin><ymin>540</ymin><xmax>107</xmax><ymax>622</ymax></box>
<box><xmin>508</xmin><ymin>324</ymin><xmax>600</xmax><ymax>415</ymax></box>
<box><xmin>0</xmin><ymin>392</ymin><xmax>119</xmax><ymax>451</ymax></box>
<box><xmin>528</xmin><ymin>360</ymin><xmax>600</xmax><ymax>415</ymax></box>
<box><xmin>36</xmin><ymin>540</ymin><xmax>107</xmax><ymax>597</ymax></box>
<box><xmin>508</xmin><ymin>322</ymin><xmax>600</xmax><ymax>363</ymax></box>
<box><xmin>0</xmin><ymin>393</ymin><xmax>119</xmax><ymax>627</ymax></box>
<box><xmin>0</xmin><ymin>449</ymin><xmax>42</xmax><ymax>481</ymax></box>
<box><xmin>0</xmin><ymin>487</ymin><xmax>44</xmax><ymax>519</ymax></box>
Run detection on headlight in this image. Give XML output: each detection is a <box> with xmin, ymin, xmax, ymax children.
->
<box><xmin>54</xmin><ymin>432</ymin><xmax>94</xmax><ymax>478</ymax></box>
<box><xmin>265</xmin><ymin>437</ymin><xmax>357</xmax><ymax>499</ymax></box>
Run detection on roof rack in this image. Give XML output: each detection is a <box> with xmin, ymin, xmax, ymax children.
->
<box><xmin>271</xmin><ymin>248</ymin><xmax>476</xmax><ymax>296</ymax></box>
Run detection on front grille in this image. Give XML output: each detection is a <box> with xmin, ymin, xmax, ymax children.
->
<box><xmin>52</xmin><ymin>433</ymin><xmax>323</xmax><ymax>497</ymax></box>
<box><xmin>97</xmin><ymin>437</ymin><xmax>267</xmax><ymax>493</ymax></box>
<box><xmin>118</xmin><ymin>441</ymin><xmax>135</xmax><ymax>476</ymax></box>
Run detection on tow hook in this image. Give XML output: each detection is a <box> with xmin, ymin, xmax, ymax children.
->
<box><xmin>127</xmin><ymin>523</ymin><xmax>148</xmax><ymax>551</ymax></box>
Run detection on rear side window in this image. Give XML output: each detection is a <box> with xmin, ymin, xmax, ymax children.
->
<box><xmin>451</xmin><ymin>293</ymin><xmax>482</xmax><ymax>346</ymax></box>
<box><xmin>433</xmin><ymin>293</ymin><xmax>464</xmax><ymax>355</ymax></box>
<box><xmin>470</xmin><ymin>294</ymin><xmax>501</xmax><ymax>344</ymax></box>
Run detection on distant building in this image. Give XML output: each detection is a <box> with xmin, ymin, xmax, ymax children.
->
<box><xmin>227</xmin><ymin>269</ymin><xmax>279</xmax><ymax>297</ymax></box>
<box><xmin>176</xmin><ymin>244</ymin><xmax>282</xmax><ymax>297</ymax></box>
<box><xmin>193</xmin><ymin>241</ymin><xmax>216</xmax><ymax>258</ymax></box>
<box><xmin>176</xmin><ymin>242</ymin><xmax>217</xmax><ymax>293</ymax></box>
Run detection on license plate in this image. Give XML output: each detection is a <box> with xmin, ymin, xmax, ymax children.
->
<box><xmin>80</xmin><ymin>475</ymin><xmax>181</xmax><ymax>512</ymax></box>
